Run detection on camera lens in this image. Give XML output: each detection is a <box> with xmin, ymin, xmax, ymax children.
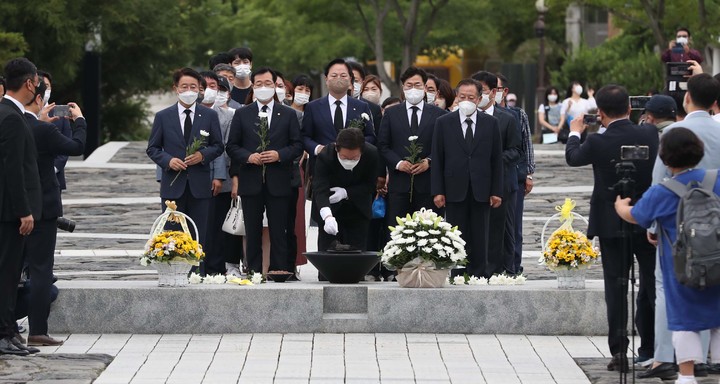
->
<box><xmin>56</xmin><ymin>217</ymin><xmax>76</xmax><ymax>233</ymax></box>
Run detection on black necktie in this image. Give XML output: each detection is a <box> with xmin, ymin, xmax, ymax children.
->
<box><xmin>183</xmin><ymin>109</ymin><xmax>192</xmax><ymax>144</ymax></box>
<box><xmin>465</xmin><ymin>118</ymin><xmax>473</xmax><ymax>145</ymax></box>
<box><xmin>262</xmin><ymin>105</ymin><xmax>268</xmax><ymax>114</ymax></box>
<box><xmin>410</xmin><ymin>106</ymin><xmax>419</xmax><ymax>135</ymax></box>
<box><xmin>334</xmin><ymin>100</ymin><xmax>344</xmax><ymax>133</ymax></box>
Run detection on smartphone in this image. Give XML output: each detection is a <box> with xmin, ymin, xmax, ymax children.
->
<box><xmin>630</xmin><ymin>96</ymin><xmax>651</xmax><ymax>110</ymax></box>
<box><xmin>54</xmin><ymin>105</ymin><xmax>71</xmax><ymax>118</ymax></box>
<box><xmin>583</xmin><ymin>114</ymin><xmax>599</xmax><ymax>125</ymax></box>
<box><xmin>620</xmin><ymin>145</ymin><xmax>650</xmax><ymax>161</ymax></box>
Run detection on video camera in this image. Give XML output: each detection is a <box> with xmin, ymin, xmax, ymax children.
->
<box><xmin>612</xmin><ymin>146</ymin><xmax>650</xmax><ymax>198</ymax></box>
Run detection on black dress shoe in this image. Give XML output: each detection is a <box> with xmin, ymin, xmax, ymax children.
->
<box><xmin>0</xmin><ymin>337</ymin><xmax>29</xmax><ymax>356</ymax></box>
<box><xmin>636</xmin><ymin>362</ymin><xmax>678</xmax><ymax>380</ymax></box>
<box><xmin>11</xmin><ymin>336</ymin><xmax>39</xmax><ymax>354</ymax></box>
<box><xmin>695</xmin><ymin>362</ymin><xmax>709</xmax><ymax>377</ymax></box>
<box><xmin>708</xmin><ymin>363</ymin><xmax>720</xmax><ymax>374</ymax></box>
<box><xmin>607</xmin><ymin>353</ymin><xmax>629</xmax><ymax>373</ymax></box>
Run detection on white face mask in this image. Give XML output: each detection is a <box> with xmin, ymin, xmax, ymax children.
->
<box><xmin>235</xmin><ymin>64</ymin><xmax>251</xmax><ymax>78</ymax></box>
<box><xmin>450</xmin><ymin>105</ymin><xmax>459</xmax><ymax>112</ymax></box>
<box><xmin>547</xmin><ymin>94</ymin><xmax>558</xmax><ymax>103</ymax></box>
<box><xmin>276</xmin><ymin>88</ymin><xmax>286</xmax><ymax>102</ymax></box>
<box><xmin>202</xmin><ymin>88</ymin><xmax>217</xmax><ymax>104</ymax></box>
<box><xmin>352</xmin><ymin>82</ymin><xmax>362</xmax><ymax>98</ymax></box>
<box><xmin>458</xmin><ymin>100</ymin><xmax>477</xmax><ymax>116</ymax></box>
<box><xmin>362</xmin><ymin>91</ymin><xmax>380</xmax><ymax>105</ymax></box>
<box><xmin>477</xmin><ymin>93</ymin><xmax>491</xmax><ymax>109</ymax></box>
<box><xmin>435</xmin><ymin>98</ymin><xmax>446</xmax><ymax>110</ymax></box>
<box><xmin>294</xmin><ymin>92</ymin><xmax>310</xmax><ymax>105</ymax></box>
<box><xmin>573</xmin><ymin>85</ymin><xmax>583</xmax><ymax>95</ymax></box>
<box><xmin>337</xmin><ymin>153</ymin><xmax>360</xmax><ymax>170</ymax></box>
<box><xmin>494</xmin><ymin>90</ymin><xmax>504</xmax><ymax>105</ymax></box>
<box><xmin>676</xmin><ymin>37</ymin><xmax>688</xmax><ymax>45</ymax></box>
<box><xmin>404</xmin><ymin>88</ymin><xmax>425</xmax><ymax>105</ymax></box>
<box><xmin>214</xmin><ymin>91</ymin><xmax>229</xmax><ymax>107</ymax></box>
<box><xmin>43</xmin><ymin>89</ymin><xmax>51</xmax><ymax>106</ymax></box>
<box><xmin>254</xmin><ymin>87</ymin><xmax>275</xmax><ymax>102</ymax></box>
<box><xmin>426</xmin><ymin>92</ymin><xmax>436</xmax><ymax>104</ymax></box>
<box><xmin>178</xmin><ymin>91</ymin><xmax>198</xmax><ymax>106</ymax></box>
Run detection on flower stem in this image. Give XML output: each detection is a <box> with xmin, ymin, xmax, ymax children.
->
<box><xmin>169</xmin><ymin>170</ymin><xmax>183</xmax><ymax>186</ymax></box>
<box><xmin>409</xmin><ymin>175</ymin><xmax>414</xmax><ymax>203</ymax></box>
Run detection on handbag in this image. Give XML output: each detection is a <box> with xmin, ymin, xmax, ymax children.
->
<box><xmin>221</xmin><ymin>196</ymin><xmax>245</xmax><ymax>236</ymax></box>
<box><xmin>372</xmin><ymin>194</ymin><xmax>386</xmax><ymax>219</ymax></box>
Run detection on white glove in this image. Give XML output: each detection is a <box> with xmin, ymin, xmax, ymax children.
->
<box><xmin>329</xmin><ymin>187</ymin><xmax>348</xmax><ymax>204</ymax></box>
<box><xmin>323</xmin><ymin>216</ymin><xmax>339</xmax><ymax>236</ymax></box>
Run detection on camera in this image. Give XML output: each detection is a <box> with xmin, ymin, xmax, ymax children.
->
<box><xmin>57</xmin><ymin>217</ymin><xmax>76</xmax><ymax>232</ymax></box>
<box><xmin>583</xmin><ymin>114</ymin><xmax>599</xmax><ymax>125</ymax></box>
<box><xmin>630</xmin><ymin>96</ymin><xmax>651</xmax><ymax>110</ymax></box>
<box><xmin>620</xmin><ymin>145</ymin><xmax>650</xmax><ymax>161</ymax></box>
<box><xmin>53</xmin><ymin>105</ymin><xmax>71</xmax><ymax>118</ymax></box>
<box><xmin>667</xmin><ymin>62</ymin><xmax>691</xmax><ymax>77</ymax></box>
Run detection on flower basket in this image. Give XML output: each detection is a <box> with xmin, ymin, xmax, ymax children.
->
<box><xmin>382</xmin><ymin>208</ymin><xmax>466</xmax><ymax>288</ymax></box>
<box><xmin>141</xmin><ymin>201</ymin><xmax>205</xmax><ymax>287</ymax></box>
<box><xmin>540</xmin><ymin>199</ymin><xmax>598</xmax><ymax>290</ymax></box>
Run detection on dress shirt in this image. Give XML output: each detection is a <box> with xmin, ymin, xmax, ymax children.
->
<box><xmin>4</xmin><ymin>95</ymin><xmax>27</xmax><ymax>115</ymax></box>
<box><xmin>395</xmin><ymin>102</ymin><xmax>426</xmax><ymax>169</ymax></box>
<box><xmin>481</xmin><ymin>104</ymin><xmax>495</xmax><ymax>116</ymax></box>
<box><xmin>176</xmin><ymin>102</ymin><xmax>197</xmax><ymax>136</ymax></box>
<box><xmin>315</xmin><ymin>94</ymin><xmax>349</xmax><ymax>155</ymax></box>
<box><xmin>257</xmin><ymin>99</ymin><xmax>275</xmax><ymax>127</ymax></box>
<box><xmin>458</xmin><ymin>110</ymin><xmax>478</xmax><ymax>137</ymax></box>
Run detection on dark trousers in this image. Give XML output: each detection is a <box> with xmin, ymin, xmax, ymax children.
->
<box><xmin>286</xmin><ymin>188</ymin><xmax>299</xmax><ymax>270</ymax></box>
<box><xmin>0</xmin><ymin>222</ymin><xmax>25</xmax><ymax>338</ymax></box>
<box><xmin>242</xmin><ymin>184</ymin><xmax>290</xmax><ymax>273</ymax></box>
<box><xmin>445</xmin><ymin>187</ymin><xmax>490</xmax><ymax>278</ymax></box>
<box><xmin>513</xmin><ymin>181</ymin><xmax>525</xmax><ymax>273</ymax></box>
<box><xmin>161</xmin><ymin>184</ymin><xmax>210</xmax><ymax>245</ymax></box>
<box><xmin>502</xmin><ymin>189</ymin><xmax>517</xmax><ymax>274</ymax></box>
<box><xmin>205</xmin><ymin>192</ymin><xmax>231</xmax><ymax>275</ymax></box>
<box><xmin>24</xmin><ymin>219</ymin><xmax>57</xmax><ymax>336</ymax></box>
<box><xmin>318</xmin><ymin>211</ymin><xmax>369</xmax><ymax>252</ymax></box>
<box><xmin>386</xmin><ymin>191</ymin><xmax>438</xmax><ymax>222</ymax></box>
<box><xmin>486</xmin><ymin>194</ymin><xmax>508</xmax><ymax>277</ymax></box>
<box><xmin>599</xmin><ymin>234</ymin><xmax>656</xmax><ymax>357</ymax></box>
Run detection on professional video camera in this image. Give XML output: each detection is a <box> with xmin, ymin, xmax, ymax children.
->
<box><xmin>612</xmin><ymin>146</ymin><xmax>650</xmax><ymax>198</ymax></box>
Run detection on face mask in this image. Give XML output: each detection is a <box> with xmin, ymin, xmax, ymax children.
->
<box><xmin>426</xmin><ymin>92</ymin><xmax>436</xmax><ymax>104</ymax></box>
<box><xmin>507</xmin><ymin>100</ymin><xmax>517</xmax><ymax>107</ymax></box>
<box><xmin>276</xmin><ymin>88</ymin><xmax>286</xmax><ymax>102</ymax></box>
<box><xmin>477</xmin><ymin>93</ymin><xmax>491</xmax><ymax>109</ymax></box>
<box><xmin>328</xmin><ymin>78</ymin><xmax>350</xmax><ymax>94</ymax></box>
<box><xmin>450</xmin><ymin>105</ymin><xmax>459</xmax><ymax>112</ymax></box>
<box><xmin>573</xmin><ymin>85</ymin><xmax>583</xmax><ymax>95</ymax></box>
<box><xmin>202</xmin><ymin>88</ymin><xmax>217</xmax><ymax>104</ymax></box>
<box><xmin>676</xmin><ymin>37</ymin><xmax>688</xmax><ymax>45</ymax></box>
<box><xmin>235</xmin><ymin>64</ymin><xmax>251</xmax><ymax>78</ymax></box>
<box><xmin>294</xmin><ymin>92</ymin><xmax>310</xmax><ymax>105</ymax></box>
<box><xmin>254</xmin><ymin>87</ymin><xmax>275</xmax><ymax>102</ymax></box>
<box><xmin>43</xmin><ymin>89</ymin><xmax>51</xmax><ymax>105</ymax></box>
<box><xmin>352</xmin><ymin>82</ymin><xmax>362</xmax><ymax>98</ymax></box>
<box><xmin>178</xmin><ymin>90</ymin><xmax>198</xmax><ymax>106</ymax></box>
<box><xmin>404</xmin><ymin>88</ymin><xmax>425</xmax><ymax>105</ymax></box>
<box><xmin>548</xmin><ymin>94</ymin><xmax>558</xmax><ymax>103</ymax></box>
<box><xmin>214</xmin><ymin>92</ymin><xmax>229</xmax><ymax>107</ymax></box>
<box><xmin>435</xmin><ymin>98</ymin><xmax>446</xmax><ymax>110</ymax></box>
<box><xmin>337</xmin><ymin>153</ymin><xmax>360</xmax><ymax>170</ymax></box>
<box><xmin>362</xmin><ymin>91</ymin><xmax>380</xmax><ymax>105</ymax></box>
<box><xmin>458</xmin><ymin>100</ymin><xmax>477</xmax><ymax>116</ymax></box>
<box><xmin>494</xmin><ymin>90</ymin><xmax>504</xmax><ymax>105</ymax></box>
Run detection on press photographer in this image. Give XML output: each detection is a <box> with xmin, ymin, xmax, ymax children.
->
<box><xmin>565</xmin><ymin>84</ymin><xmax>658</xmax><ymax>373</ymax></box>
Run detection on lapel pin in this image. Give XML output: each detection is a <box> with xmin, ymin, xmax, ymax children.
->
<box><xmin>353</xmin><ymin>107</ymin><xmax>356</xmax><ymax>111</ymax></box>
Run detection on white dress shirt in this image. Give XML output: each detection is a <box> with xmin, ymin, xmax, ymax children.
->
<box><xmin>395</xmin><ymin>102</ymin><xmax>426</xmax><ymax>169</ymax></box>
<box><xmin>177</xmin><ymin>102</ymin><xmax>197</xmax><ymax>135</ymax></box>
<box><xmin>257</xmin><ymin>99</ymin><xmax>275</xmax><ymax>127</ymax></box>
<box><xmin>315</xmin><ymin>94</ymin><xmax>349</xmax><ymax>155</ymax></box>
<box><xmin>459</xmin><ymin>110</ymin><xmax>478</xmax><ymax>137</ymax></box>
<box><xmin>481</xmin><ymin>103</ymin><xmax>495</xmax><ymax>117</ymax></box>
<box><xmin>4</xmin><ymin>95</ymin><xmax>27</xmax><ymax>115</ymax></box>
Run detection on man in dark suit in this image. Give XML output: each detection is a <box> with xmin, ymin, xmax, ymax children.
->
<box><xmin>0</xmin><ymin>58</ymin><xmax>43</xmax><ymax>356</ymax></box>
<box><xmin>313</xmin><ymin>128</ymin><xmax>381</xmax><ymax>253</ymax></box>
<box><xmin>37</xmin><ymin>71</ymin><xmax>73</xmax><ymax>190</ymax></box>
<box><xmin>146</xmin><ymin>67</ymin><xmax>224</xmax><ymax>250</ymax></box>
<box><xmin>226</xmin><ymin>67</ymin><xmax>303</xmax><ymax>274</ymax></box>
<box><xmin>431</xmin><ymin>79</ymin><xmax>503</xmax><ymax>279</ymax></box>
<box><xmin>23</xmin><ymin>80</ymin><xmax>85</xmax><ymax>346</ymax></box>
<box><xmin>378</xmin><ymin>66</ymin><xmax>446</xmax><ymax>220</ymax></box>
<box><xmin>566</xmin><ymin>84</ymin><xmax>658</xmax><ymax>373</ymax></box>
<box><xmin>471</xmin><ymin>72</ymin><xmax>522</xmax><ymax>277</ymax></box>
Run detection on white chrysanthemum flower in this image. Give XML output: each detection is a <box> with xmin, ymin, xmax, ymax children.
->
<box><xmin>441</xmin><ymin>237</ymin><xmax>451</xmax><ymax>244</ymax></box>
<box><xmin>251</xmin><ymin>273</ymin><xmax>263</xmax><ymax>284</ymax></box>
<box><xmin>417</xmin><ymin>239</ymin><xmax>428</xmax><ymax>247</ymax></box>
<box><xmin>188</xmin><ymin>272</ymin><xmax>203</xmax><ymax>284</ymax></box>
<box><xmin>258</xmin><ymin>111</ymin><xmax>269</xmax><ymax>118</ymax></box>
<box><xmin>405</xmin><ymin>220</ymin><xmax>417</xmax><ymax>227</ymax></box>
<box><xmin>428</xmin><ymin>229</ymin><xmax>441</xmax><ymax>235</ymax></box>
<box><xmin>200</xmin><ymin>130</ymin><xmax>210</xmax><ymax>137</ymax></box>
<box><xmin>402</xmin><ymin>229</ymin><xmax>415</xmax><ymax>234</ymax></box>
<box><xmin>438</xmin><ymin>222</ymin><xmax>452</xmax><ymax>229</ymax></box>
<box><xmin>406</xmin><ymin>245</ymin><xmax>417</xmax><ymax>253</ymax></box>
<box><xmin>432</xmin><ymin>243</ymin><xmax>444</xmax><ymax>250</ymax></box>
<box><xmin>361</xmin><ymin>112</ymin><xmax>370</xmax><ymax>120</ymax></box>
<box><xmin>408</xmin><ymin>135</ymin><xmax>419</xmax><ymax>141</ymax></box>
<box><xmin>422</xmin><ymin>247</ymin><xmax>433</xmax><ymax>253</ymax></box>
<box><xmin>415</xmin><ymin>231</ymin><xmax>429</xmax><ymax>237</ymax></box>
<box><xmin>453</xmin><ymin>276</ymin><xmax>466</xmax><ymax>285</ymax></box>
<box><xmin>513</xmin><ymin>275</ymin><xmax>527</xmax><ymax>285</ymax></box>
<box><xmin>468</xmin><ymin>275</ymin><xmax>486</xmax><ymax>285</ymax></box>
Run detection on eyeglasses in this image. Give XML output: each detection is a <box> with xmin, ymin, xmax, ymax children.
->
<box><xmin>403</xmin><ymin>82</ymin><xmax>425</xmax><ymax>90</ymax></box>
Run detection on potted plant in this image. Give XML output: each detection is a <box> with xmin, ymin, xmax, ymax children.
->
<box><xmin>381</xmin><ymin>208</ymin><xmax>466</xmax><ymax>288</ymax></box>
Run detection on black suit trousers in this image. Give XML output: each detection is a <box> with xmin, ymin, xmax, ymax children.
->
<box><xmin>599</xmin><ymin>235</ymin><xmax>656</xmax><ymax>357</ymax></box>
<box><xmin>25</xmin><ymin>219</ymin><xmax>56</xmax><ymax>336</ymax></box>
<box><xmin>502</xmin><ymin>189</ymin><xmax>517</xmax><ymax>274</ymax></box>
<box><xmin>0</xmin><ymin>222</ymin><xmax>25</xmax><ymax>338</ymax></box>
<box><xmin>286</xmin><ymin>187</ymin><xmax>299</xmax><ymax>270</ymax></box>
<box><xmin>486</xmin><ymin>197</ymin><xmax>508</xmax><ymax>277</ymax></box>
<box><xmin>386</xmin><ymin>191</ymin><xmax>440</xmax><ymax>227</ymax></box>
<box><xmin>318</xmin><ymin>211</ymin><xmax>369</xmax><ymax>252</ymax></box>
<box><xmin>242</xmin><ymin>184</ymin><xmax>290</xmax><ymax>273</ymax></box>
<box><xmin>206</xmin><ymin>192</ymin><xmax>243</xmax><ymax>274</ymax></box>
<box><xmin>445</xmin><ymin>187</ymin><xmax>490</xmax><ymax>279</ymax></box>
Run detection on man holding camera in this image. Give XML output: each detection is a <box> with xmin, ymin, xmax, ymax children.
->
<box><xmin>565</xmin><ymin>85</ymin><xmax>659</xmax><ymax>373</ymax></box>
<box><xmin>661</xmin><ymin>27</ymin><xmax>703</xmax><ymax>64</ymax></box>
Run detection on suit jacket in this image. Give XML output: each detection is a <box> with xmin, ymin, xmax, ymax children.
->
<box><xmin>652</xmin><ymin>111</ymin><xmax>720</xmax><ymax>184</ymax></box>
<box><xmin>565</xmin><ymin>119</ymin><xmax>658</xmax><ymax>238</ymax></box>
<box><xmin>226</xmin><ymin>102</ymin><xmax>303</xmax><ymax>197</ymax></box>
<box><xmin>146</xmin><ymin>103</ymin><xmax>224</xmax><ymax>199</ymax></box>
<box><xmin>25</xmin><ymin>113</ymin><xmax>86</xmax><ymax>219</ymax></box>
<box><xmin>431</xmin><ymin>111</ymin><xmax>503</xmax><ymax>203</ymax></box>
<box><xmin>312</xmin><ymin>143</ymin><xmax>380</xmax><ymax>221</ymax></box>
<box><xmin>0</xmin><ymin>98</ymin><xmax>42</xmax><ymax>222</ymax></box>
<box><xmin>52</xmin><ymin>117</ymin><xmax>73</xmax><ymax>190</ymax></box>
<box><xmin>360</xmin><ymin>97</ymin><xmax>383</xmax><ymax>135</ymax></box>
<box><xmin>378</xmin><ymin>102</ymin><xmax>447</xmax><ymax>194</ymax></box>
<box><xmin>301</xmin><ymin>96</ymin><xmax>376</xmax><ymax>155</ymax></box>
<box><xmin>491</xmin><ymin>107</ymin><xmax>522</xmax><ymax>194</ymax></box>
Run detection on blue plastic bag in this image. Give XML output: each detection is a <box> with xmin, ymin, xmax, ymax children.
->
<box><xmin>372</xmin><ymin>194</ymin><xmax>386</xmax><ymax>219</ymax></box>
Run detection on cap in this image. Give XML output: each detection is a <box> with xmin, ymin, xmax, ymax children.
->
<box><xmin>216</xmin><ymin>76</ymin><xmax>231</xmax><ymax>92</ymax></box>
<box><xmin>645</xmin><ymin>95</ymin><xmax>677</xmax><ymax>119</ymax></box>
